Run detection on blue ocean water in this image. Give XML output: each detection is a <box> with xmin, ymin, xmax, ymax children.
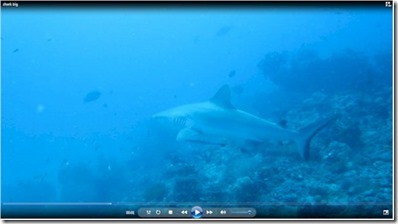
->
<box><xmin>1</xmin><ymin>4</ymin><xmax>393</xmax><ymax>217</ymax></box>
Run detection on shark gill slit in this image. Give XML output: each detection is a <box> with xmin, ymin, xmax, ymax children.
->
<box><xmin>174</xmin><ymin>117</ymin><xmax>186</xmax><ymax>126</ymax></box>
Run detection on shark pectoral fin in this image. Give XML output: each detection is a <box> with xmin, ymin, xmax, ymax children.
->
<box><xmin>176</xmin><ymin>128</ymin><xmax>228</xmax><ymax>146</ymax></box>
<box><xmin>176</xmin><ymin>128</ymin><xmax>200</xmax><ymax>142</ymax></box>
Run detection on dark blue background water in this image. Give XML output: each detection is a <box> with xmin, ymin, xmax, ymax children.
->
<box><xmin>1</xmin><ymin>3</ymin><xmax>393</xmax><ymax>218</ymax></box>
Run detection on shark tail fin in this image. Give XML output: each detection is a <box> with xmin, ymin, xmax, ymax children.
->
<box><xmin>296</xmin><ymin>115</ymin><xmax>336</xmax><ymax>161</ymax></box>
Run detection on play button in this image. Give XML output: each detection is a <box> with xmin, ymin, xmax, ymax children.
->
<box><xmin>191</xmin><ymin>206</ymin><xmax>203</xmax><ymax>219</ymax></box>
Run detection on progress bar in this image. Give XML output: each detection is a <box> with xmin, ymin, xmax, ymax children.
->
<box><xmin>3</xmin><ymin>202</ymin><xmax>113</xmax><ymax>206</ymax></box>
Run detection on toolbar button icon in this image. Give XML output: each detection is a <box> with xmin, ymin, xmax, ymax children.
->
<box><xmin>155</xmin><ymin>210</ymin><xmax>161</xmax><ymax>215</ymax></box>
<box><xmin>191</xmin><ymin>206</ymin><xmax>203</xmax><ymax>219</ymax></box>
<box><xmin>181</xmin><ymin>210</ymin><xmax>188</xmax><ymax>215</ymax></box>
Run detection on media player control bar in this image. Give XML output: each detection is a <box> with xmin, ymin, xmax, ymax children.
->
<box><xmin>137</xmin><ymin>207</ymin><xmax>256</xmax><ymax>218</ymax></box>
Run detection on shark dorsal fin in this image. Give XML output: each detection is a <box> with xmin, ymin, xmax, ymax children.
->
<box><xmin>210</xmin><ymin>85</ymin><xmax>235</xmax><ymax>109</ymax></box>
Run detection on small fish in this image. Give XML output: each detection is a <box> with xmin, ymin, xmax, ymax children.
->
<box><xmin>13</xmin><ymin>48</ymin><xmax>19</xmax><ymax>53</ymax></box>
<box><xmin>84</xmin><ymin>90</ymin><xmax>101</xmax><ymax>103</ymax></box>
<box><xmin>279</xmin><ymin>119</ymin><xmax>288</xmax><ymax>128</ymax></box>
<box><xmin>228</xmin><ymin>70</ymin><xmax>236</xmax><ymax>78</ymax></box>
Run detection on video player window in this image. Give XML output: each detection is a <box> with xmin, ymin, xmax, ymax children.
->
<box><xmin>1</xmin><ymin>1</ymin><xmax>394</xmax><ymax>220</ymax></box>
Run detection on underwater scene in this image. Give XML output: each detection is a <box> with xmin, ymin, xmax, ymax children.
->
<box><xmin>1</xmin><ymin>3</ymin><xmax>393</xmax><ymax>218</ymax></box>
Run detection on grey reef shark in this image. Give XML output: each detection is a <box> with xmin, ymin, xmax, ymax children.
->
<box><xmin>152</xmin><ymin>85</ymin><xmax>334</xmax><ymax>161</ymax></box>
